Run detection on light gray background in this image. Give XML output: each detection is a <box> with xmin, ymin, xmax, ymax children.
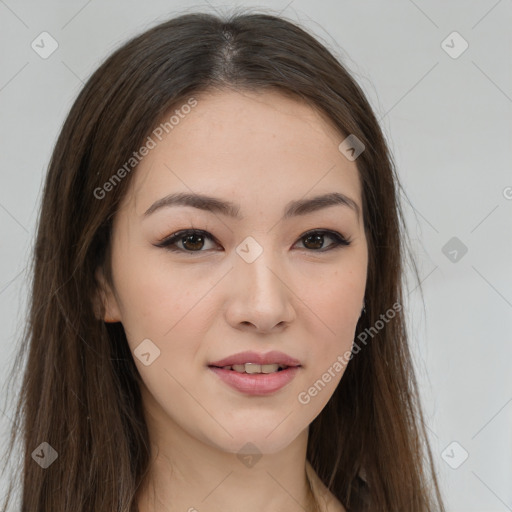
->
<box><xmin>1</xmin><ymin>1</ymin><xmax>511</xmax><ymax>510</ymax></box>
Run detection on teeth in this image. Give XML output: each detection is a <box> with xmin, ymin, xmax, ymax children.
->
<box><xmin>226</xmin><ymin>363</ymin><xmax>288</xmax><ymax>373</ymax></box>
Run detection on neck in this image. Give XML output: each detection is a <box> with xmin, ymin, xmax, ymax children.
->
<box><xmin>135</xmin><ymin>383</ymin><xmax>324</xmax><ymax>512</ymax></box>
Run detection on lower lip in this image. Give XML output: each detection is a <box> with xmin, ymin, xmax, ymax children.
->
<box><xmin>208</xmin><ymin>366</ymin><xmax>301</xmax><ymax>395</ymax></box>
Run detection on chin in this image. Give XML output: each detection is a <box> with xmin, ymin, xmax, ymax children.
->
<box><xmin>199</xmin><ymin>421</ymin><xmax>307</xmax><ymax>456</ymax></box>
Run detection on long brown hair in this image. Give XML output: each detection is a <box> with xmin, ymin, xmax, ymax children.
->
<box><xmin>1</xmin><ymin>9</ymin><xmax>445</xmax><ymax>511</ymax></box>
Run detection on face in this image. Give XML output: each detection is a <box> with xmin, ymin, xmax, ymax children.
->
<box><xmin>96</xmin><ymin>89</ymin><xmax>368</xmax><ymax>455</ymax></box>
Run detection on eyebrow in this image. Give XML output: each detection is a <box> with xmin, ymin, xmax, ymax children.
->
<box><xmin>143</xmin><ymin>191</ymin><xmax>361</xmax><ymax>221</ymax></box>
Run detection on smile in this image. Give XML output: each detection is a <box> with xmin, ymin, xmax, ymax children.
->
<box><xmin>208</xmin><ymin>365</ymin><xmax>300</xmax><ymax>395</ymax></box>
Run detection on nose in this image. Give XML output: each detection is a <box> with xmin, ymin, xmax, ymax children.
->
<box><xmin>224</xmin><ymin>245</ymin><xmax>296</xmax><ymax>334</ymax></box>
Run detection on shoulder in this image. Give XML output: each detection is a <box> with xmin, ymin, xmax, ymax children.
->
<box><xmin>326</xmin><ymin>493</ymin><xmax>347</xmax><ymax>512</ymax></box>
<box><xmin>306</xmin><ymin>461</ymin><xmax>347</xmax><ymax>512</ymax></box>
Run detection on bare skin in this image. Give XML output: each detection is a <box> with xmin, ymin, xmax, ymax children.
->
<box><xmin>96</xmin><ymin>89</ymin><xmax>365</xmax><ymax>512</ymax></box>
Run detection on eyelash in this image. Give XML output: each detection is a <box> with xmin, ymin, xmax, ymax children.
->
<box><xmin>155</xmin><ymin>228</ymin><xmax>352</xmax><ymax>255</ymax></box>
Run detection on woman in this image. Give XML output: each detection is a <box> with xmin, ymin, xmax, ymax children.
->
<box><xmin>1</xmin><ymin>10</ymin><xmax>446</xmax><ymax>512</ymax></box>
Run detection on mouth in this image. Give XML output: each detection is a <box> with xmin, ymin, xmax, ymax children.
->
<box><xmin>208</xmin><ymin>362</ymin><xmax>299</xmax><ymax>374</ymax></box>
<box><xmin>207</xmin><ymin>363</ymin><xmax>302</xmax><ymax>395</ymax></box>
<box><xmin>208</xmin><ymin>350</ymin><xmax>302</xmax><ymax>370</ymax></box>
<box><xmin>207</xmin><ymin>351</ymin><xmax>302</xmax><ymax>394</ymax></box>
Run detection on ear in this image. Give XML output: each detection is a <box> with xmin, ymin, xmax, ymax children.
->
<box><xmin>93</xmin><ymin>267</ymin><xmax>122</xmax><ymax>323</ymax></box>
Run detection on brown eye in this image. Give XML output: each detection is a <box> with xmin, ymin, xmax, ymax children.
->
<box><xmin>155</xmin><ymin>228</ymin><xmax>351</xmax><ymax>255</ymax></box>
<box><xmin>156</xmin><ymin>229</ymin><xmax>218</xmax><ymax>253</ymax></box>
<box><xmin>302</xmin><ymin>233</ymin><xmax>324</xmax><ymax>250</ymax></box>
<box><xmin>181</xmin><ymin>233</ymin><xmax>206</xmax><ymax>251</ymax></box>
<box><xmin>297</xmin><ymin>230</ymin><xmax>351</xmax><ymax>252</ymax></box>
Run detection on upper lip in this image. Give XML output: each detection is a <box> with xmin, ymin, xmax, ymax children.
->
<box><xmin>208</xmin><ymin>351</ymin><xmax>301</xmax><ymax>367</ymax></box>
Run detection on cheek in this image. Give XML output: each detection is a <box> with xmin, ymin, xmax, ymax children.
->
<box><xmin>305</xmin><ymin>265</ymin><xmax>365</xmax><ymax>334</ymax></box>
<box><xmin>297</xmin><ymin>263</ymin><xmax>365</xmax><ymax>384</ymax></box>
<box><xmin>111</xmin><ymin>251</ymin><xmax>214</xmax><ymax>348</ymax></box>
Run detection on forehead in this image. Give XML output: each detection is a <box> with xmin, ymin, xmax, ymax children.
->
<box><xmin>120</xmin><ymin>89</ymin><xmax>362</xmax><ymax>217</ymax></box>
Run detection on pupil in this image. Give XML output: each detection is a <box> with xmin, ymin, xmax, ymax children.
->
<box><xmin>183</xmin><ymin>234</ymin><xmax>203</xmax><ymax>250</ymax></box>
<box><xmin>304</xmin><ymin>234</ymin><xmax>323</xmax><ymax>249</ymax></box>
